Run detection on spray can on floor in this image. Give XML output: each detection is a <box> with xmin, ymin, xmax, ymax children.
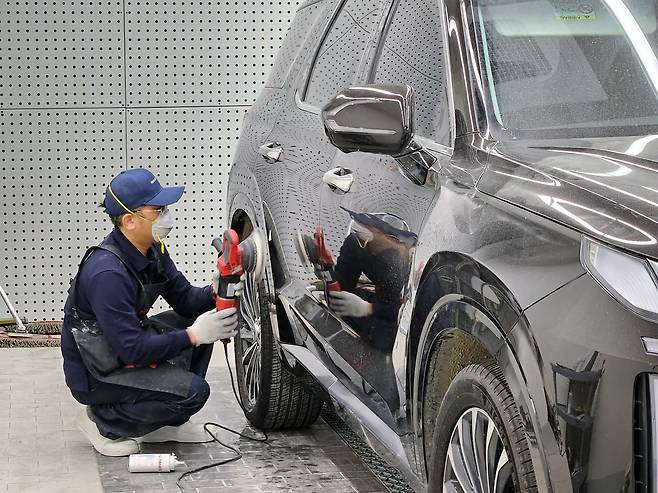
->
<box><xmin>128</xmin><ymin>453</ymin><xmax>186</xmax><ymax>473</ymax></box>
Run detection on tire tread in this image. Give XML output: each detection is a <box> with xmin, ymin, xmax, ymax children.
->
<box><xmin>427</xmin><ymin>360</ymin><xmax>538</xmax><ymax>493</ymax></box>
<box><xmin>236</xmin><ymin>282</ymin><xmax>322</xmax><ymax>430</ymax></box>
<box><xmin>473</xmin><ymin>361</ymin><xmax>538</xmax><ymax>492</ymax></box>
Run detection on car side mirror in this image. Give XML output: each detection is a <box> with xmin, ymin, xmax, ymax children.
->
<box><xmin>321</xmin><ymin>84</ymin><xmax>414</xmax><ymax>156</ymax></box>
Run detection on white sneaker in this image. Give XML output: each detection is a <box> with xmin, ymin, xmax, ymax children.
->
<box><xmin>76</xmin><ymin>407</ymin><xmax>140</xmax><ymax>457</ymax></box>
<box><xmin>139</xmin><ymin>421</ymin><xmax>213</xmax><ymax>443</ymax></box>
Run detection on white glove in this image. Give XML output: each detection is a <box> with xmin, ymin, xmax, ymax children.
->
<box><xmin>234</xmin><ymin>274</ymin><xmax>245</xmax><ymax>298</ymax></box>
<box><xmin>187</xmin><ymin>307</ymin><xmax>238</xmax><ymax>346</ymax></box>
<box><xmin>212</xmin><ymin>270</ymin><xmax>220</xmax><ymax>295</ymax></box>
<box><xmin>212</xmin><ymin>271</ymin><xmax>245</xmax><ymax>298</ymax></box>
<box><xmin>329</xmin><ymin>291</ymin><xmax>372</xmax><ymax>318</ymax></box>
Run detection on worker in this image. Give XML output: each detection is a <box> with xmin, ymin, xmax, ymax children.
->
<box><xmin>61</xmin><ymin>168</ymin><xmax>241</xmax><ymax>457</ymax></box>
<box><xmin>329</xmin><ymin>208</ymin><xmax>416</xmax><ymax>352</ymax></box>
<box><xmin>302</xmin><ymin>208</ymin><xmax>416</xmax><ymax>412</ymax></box>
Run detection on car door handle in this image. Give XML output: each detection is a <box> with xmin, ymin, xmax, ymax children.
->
<box><xmin>323</xmin><ymin>167</ymin><xmax>354</xmax><ymax>193</ymax></box>
<box><xmin>259</xmin><ymin>142</ymin><xmax>283</xmax><ymax>163</ymax></box>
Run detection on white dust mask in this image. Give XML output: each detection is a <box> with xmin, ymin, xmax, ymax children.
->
<box><xmin>152</xmin><ymin>208</ymin><xmax>174</xmax><ymax>243</ymax></box>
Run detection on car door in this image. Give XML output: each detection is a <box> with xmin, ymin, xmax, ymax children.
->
<box><xmin>259</xmin><ymin>0</ymin><xmax>380</xmax><ymax>298</ymax></box>
<box><xmin>315</xmin><ymin>0</ymin><xmax>454</xmax><ymax>430</ymax></box>
<box><xmin>272</xmin><ymin>0</ymin><xmax>391</xmax><ymax>324</ymax></box>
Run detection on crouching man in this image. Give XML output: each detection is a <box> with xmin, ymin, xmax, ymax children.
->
<box><xmin>61</xmin><ymin>168</ymin><xmax>240</xmax><ymax>456</ymax></box>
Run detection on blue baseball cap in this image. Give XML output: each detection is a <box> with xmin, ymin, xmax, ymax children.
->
<box><xmin>340</xmin><ymin>206</ymin><xmax>418</xmax><ymax>246</ymax></box>
<box><xmin>103</xmin><ymin>168</ymin><xmax>185</xmax><ymax>216</ymax></box>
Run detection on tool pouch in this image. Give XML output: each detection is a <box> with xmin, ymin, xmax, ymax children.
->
<box><xmin>69</xmin><ymin>307</ymin><xmax>124</xmax><ymax>377</ymax></box>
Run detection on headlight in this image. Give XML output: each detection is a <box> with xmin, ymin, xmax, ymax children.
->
<box><xmin>581</xmin><ymin>236</ymin><xmax>658</xmax><ymax>322</ymax></box>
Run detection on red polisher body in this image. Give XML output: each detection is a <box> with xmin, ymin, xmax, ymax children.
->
<box><xmin>313</xmin><ymin>226</ymin><xmax>341</xmax><ymax>292</ymax></box>
<box><xmin>212</xmin><ymin>229</ymin><xmax>244</xmax><ymax>345</ymax></box>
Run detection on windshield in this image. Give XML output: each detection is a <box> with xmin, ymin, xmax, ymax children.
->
<box><xmin>474</xmin><ymin>0</ymin><xmax>658</xmax><ymax>138</ymax></box>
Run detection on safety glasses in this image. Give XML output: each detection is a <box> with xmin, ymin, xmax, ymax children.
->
<box><xmin>134</xmin><ymin>206</ymin><xmax>166</xmax><ymax>220</ymax></box>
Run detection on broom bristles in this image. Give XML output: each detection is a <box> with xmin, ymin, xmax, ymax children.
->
<box><xmin>0</xmin><ymin>321</ymin><xmax>62</xmax><ymax>348</ymax></box>
<box><xmin>2</xmin><ymin>321</ymin><xmax>62</xmax><ymax>335</ymax></box>
<box><xmin>0</xmin><ymin>335</ymin><xmax>61</xmax><ymax>348</ymax></box>
<box><xmin>25</xmin><ymin>321</ymin><xmax>62</xmax><ymax>335</ymax></box>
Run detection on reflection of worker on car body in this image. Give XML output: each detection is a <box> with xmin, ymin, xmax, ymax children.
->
<box><xmin>61</xmin><ymin>169</ymin><xmax>242</xmax><ymax>457</ymax></box>
<box><xmin>328</xmin><ymin>207</ymin><xmax>417</xmax><ymax>352</ymax></box>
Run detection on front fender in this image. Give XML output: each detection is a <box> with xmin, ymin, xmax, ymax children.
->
<box><xmin>411</xmin><ymin>294</ymin><xmax>559</xmax><ymax>492</ymax></box>
<box><xmin>506</xmin><ymin>314</ymin><xmax>574</xmax><ymax>493</ymax></box>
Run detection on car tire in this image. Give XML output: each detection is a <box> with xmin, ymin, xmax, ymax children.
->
<box><xmin>234</xmin><ymin>268</ymin><xmax>322</xmax><ymax>429</ymax></box>
<box><xmin>427</xmin><ymin>361</ymin><xmax>537</xmax><ymax>493</ymax></box>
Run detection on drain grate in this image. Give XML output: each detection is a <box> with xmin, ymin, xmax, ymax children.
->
<box><xmin>321</xmin><ymin>409</ymin><xmax>414</xmax><ymax>493</ymax></box>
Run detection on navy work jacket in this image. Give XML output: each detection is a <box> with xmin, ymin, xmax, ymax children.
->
<box><xmin>61</xmin><ymin>227</ymin><xmax>214</xmax><ymax>392</ymax></box>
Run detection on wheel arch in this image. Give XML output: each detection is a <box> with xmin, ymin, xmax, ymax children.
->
<box><xmin>408</xmin><ymin>251</ymin><xmax>555</xmax><ymax>491</ymax></box>
<box><xmin>408</xmin><ymin>251</ymin><xmax>524</xmax><ymax>396</ymax></box>
<box><xmin>229</xmin><ymin>192</ymin><xmax>297</xmax><ymax>347</ymax></box>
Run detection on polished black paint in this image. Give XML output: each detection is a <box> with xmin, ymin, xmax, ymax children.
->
<box><xmin>225</xmin><ymin>0</ymin><xmax>658</xmax><ymax>491</ymax></box>
<box><xmin>480</xmin><ymin>137</ymin><xmax>658</xmax><ymax>259</ymax></box>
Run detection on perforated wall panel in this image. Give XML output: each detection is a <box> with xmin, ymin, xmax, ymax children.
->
<box><xmin>1</xmin><ymin>2</ymin><xmax>301</xmax><ymax>321</ymax></box>
<box><xmin>0</xmin><ymin>2</ymin><xmax>125</xmax><ymax>108</ymax></box>
<box><xmin>125</xmin><ymin>1</ymin><xmax>296</xmax><ymax>106</ymax></box>
<box><xmin>126</xmin><ymin>107</ymin><xmax>247</xmax><ymax>313</ymax></box>
<box><xmin>1</xmin><ymin>109</ymin><xmax>125</xmax><ymax>319</ymax></box>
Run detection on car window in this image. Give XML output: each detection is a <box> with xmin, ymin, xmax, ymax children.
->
<box><xmin>371</xmin><ymin>0</ymin><xmax>451</xmax><ymax>146</ymax></box>
<box><xmin>304</xmin><ymin>0</ymin><xmax>384</xmax><ymax>107</ymax></box>
<box><xmin>474</xmin><ymin>0</ymin><xmax>658</xmax><ymax>139</ymax></box>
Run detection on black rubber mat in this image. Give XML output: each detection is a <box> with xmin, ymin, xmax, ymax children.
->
<box><xmin>321</xmin><ymin>409</ymin><xmax>414</xmax><ymax>493</ymax></box>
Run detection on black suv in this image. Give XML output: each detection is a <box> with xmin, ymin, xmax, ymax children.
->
<box><xmin>226</xmin><ymin>0</ymin><xmax>658</xmax><ymax>491</ymax></box>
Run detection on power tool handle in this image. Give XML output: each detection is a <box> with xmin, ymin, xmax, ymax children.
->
<box><xmin>212</xmin><ymin>230</ymin><xmax>241</xmax><ymax>347</ymax></box>
<box><xmin>215</xmin><ymin>296</ymin><xmax>238</xmax><ymax>311</ymax></box>
<box><xmin>211</xmin><ymin>237</ymin><xmax>223</xmax><ymax>253</ymax></box>
<box><xmin>215</xmin><ymin>296</ymin><xmax>238</xmax><ymax>346</ymax></box>
<box><xmin>327</xmin><ymin>281</ymin><xmax>341</xmax><ymax>292</ymax></box>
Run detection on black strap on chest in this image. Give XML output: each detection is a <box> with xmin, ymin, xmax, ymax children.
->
<box><xmin>68</xmin><ymin>244</ymin><xmax>146</xmax><ymax>314</ymax></box>
<box><xmin>100</xmin><ymin>244</ymin><xmax>144</xmax><ymax>281</ymax></box>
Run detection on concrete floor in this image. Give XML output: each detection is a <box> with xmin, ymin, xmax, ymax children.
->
<box><xmin>0</xmin><ymin>346</ymin><xmax>387</xmax><ymax>493</ymax></box>
<box><xmin>0</xmin><ymin>347</ymin><xmax>103</xmax><ymax>493</ymax></box>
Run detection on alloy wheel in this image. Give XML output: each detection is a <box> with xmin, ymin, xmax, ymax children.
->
<box><xmin>442</xmin><ymin>407</ymin><xmax>513</xmax><ymax>493</ymax></box>
<box><xmin>238</xmin><ymin>269</ymin><xmax>262</xmax><ymax>410</ymax></box>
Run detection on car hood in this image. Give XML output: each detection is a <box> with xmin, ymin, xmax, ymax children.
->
<box><xmin>478</xmin><ymin>135</ymin><xmax>658</xmax><ymax>259</ymax></box>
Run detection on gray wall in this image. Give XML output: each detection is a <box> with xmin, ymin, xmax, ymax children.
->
<box><xmin>1</xmin><ymin>1</ymin><xmax>299</xmax><ymax>321</ymax></box>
